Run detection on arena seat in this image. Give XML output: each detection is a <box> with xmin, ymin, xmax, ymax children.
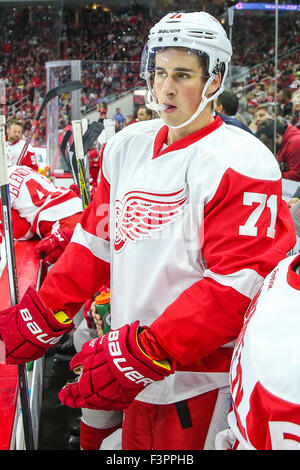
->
<box><xmin>0</xmin><ymin>240</ymin><xmax>46</xmax><ymax>450</ymax></box>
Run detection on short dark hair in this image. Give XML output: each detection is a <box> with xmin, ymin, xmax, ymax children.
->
<box><xmin>256</xmin><ymin>118</ymin><xmax>286</xmax><ymax>140</ymax></box>
<box><xmin>138</xmin><ymin>106</ymin><xmax>152</xmax><ymax>118</ymax></box>
<box><xmin>216</xmin><ymin>91</ymin><xmax>239</xmax><ymax>115</ymax></box>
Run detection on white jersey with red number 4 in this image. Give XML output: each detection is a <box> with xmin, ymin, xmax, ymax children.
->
<box><xmin>219</xmin><ymin>254</ymin><xmax>300</xmax><ymax>450</ymax></box>
<box><xmin>1</xmin><ymin>165</ymin><xmax>82</xmax><ymax>240</ymax></box>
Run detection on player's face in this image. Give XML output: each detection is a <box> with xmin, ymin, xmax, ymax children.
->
<box><xmin>153</xmin><ymin>48</ymin><xmax>207</xmax><ymax>129</ymax></box>
<box><xmin>7</xmin><ymin>124</ymin><xmax>22</xmax><ymax>143</ymax></box>
<box><xmin>137</xmin><ymin>108</ymin><xmax>150</xmax><ymax>121</ymax></box>
<box><xmin>255</xmin><ymin>109</ymin><xmax>269</xmax><ymax>126</ymax></box>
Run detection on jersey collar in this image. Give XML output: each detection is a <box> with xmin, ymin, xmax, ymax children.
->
<box><xmin>8</xmin><ymin>139</ymin><xmax>21</xmax><ymax>146</ymax></box>
<box><xmin>153</xmin><ymin>115</ymin><xmax>223</xmax><ymax>160</ymax></box>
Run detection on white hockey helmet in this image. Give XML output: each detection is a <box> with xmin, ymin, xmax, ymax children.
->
<box><xmin>140</xmin><ymin>11</ymin><xmax>232</xmax><ymax>129</ymax></box>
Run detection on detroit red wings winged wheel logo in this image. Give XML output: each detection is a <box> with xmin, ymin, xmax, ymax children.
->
<box><xmin>114</xmin><ymin>186</ymin><xmax>188</xmax><ymax>252</ymax></box>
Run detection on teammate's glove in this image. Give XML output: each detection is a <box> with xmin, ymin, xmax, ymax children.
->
<box><xmin>59</xmin><ymin>321</ymin><xmax>175</xmax><ymax>410</ymax></box>
<box><xmin>69</xmin><ymin>184</ymin><xmax>80</xmax><ymax>197</ymax></box>
<box><xmin>35</xmin><ymin>227</ymin><xmax>72</xmax><ymax>266</ymax></box>
<box><xmin>0</xmin><ymin>286</ymin><xmax>73</xmax><ymax>365</ymax></box>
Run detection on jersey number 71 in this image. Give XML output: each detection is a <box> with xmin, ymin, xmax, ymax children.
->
<box><xmin>239</xmin><ymin>192</ymin><xmax>277</xmax><ymax>238</ymax></box>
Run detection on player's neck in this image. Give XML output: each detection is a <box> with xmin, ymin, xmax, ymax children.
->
<box><xmin>167</xmin><ymin>108</ymin><xmax>214</xmax><ymax>145</ymax></box>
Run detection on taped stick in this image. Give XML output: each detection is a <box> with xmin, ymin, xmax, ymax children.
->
<box><xmin>72</xmin><ymin>120</ymin><xmax>90</xmax><ymax>209</ymax></box>
<box><xmin>0</xmin><ymin>115</ymin><xmax>35</xmax><ymax>450</ymax></box>
<box><xmin>71</xmin><ymin>121</ymin><xmax>103</xmax><ymax>207</ymax></box>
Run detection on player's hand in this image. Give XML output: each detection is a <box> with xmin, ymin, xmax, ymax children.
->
<box><xmin>90</xmin><ymin>301</ymin><xmax>103</xmax><ymax>336</ymax></box>
<box><xmin>83</xmin><ymin>299</ymin><xmax>103</xmax><ymax>334</ymax></box>
<box><xmin>59</xmin><ymin>321</ymin><xmax>174</xmax><ymax>410</ymax></box>
<box><xmin>83</xmin><ymin>285</ymin><xmax>108</xmax><ymax>335</ymax></box>
<box><xmin>0</xmin><ymin>286</ymin><xmax>73</xmax><ymax>364</ymax></box>
<box><xmin>35</xmin><ymin>227</ymin><xmax>73</xmax><ymax>266</ymax></box>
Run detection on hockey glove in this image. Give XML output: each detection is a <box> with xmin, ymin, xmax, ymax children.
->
<box><xmin>59</xmin><ymin>321</ymin><xmax>175</xmax><ymax>410</ymax></box>
<box><xmin>0</xmin><ymin>286</ymin><xmax>73</xmax><ymax>364</ymax></box>
<box><xmin>69</xmin><ymin>183</ymin><xmax>80</xmax><ymax>197</ymax></box>
<box><xmin>35</xmin><ymin>227</ymin><xmax>73</xmax><ymax>266</ymax></box>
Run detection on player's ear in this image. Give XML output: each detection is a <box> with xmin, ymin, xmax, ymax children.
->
<box><xmin>207</xmin><ymin>72</ymin><xmax>222</xmax><ymax>97</ymax></box>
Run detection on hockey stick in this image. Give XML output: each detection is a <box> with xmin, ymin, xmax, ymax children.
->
<box><xmin>71</xmin><ymin>120</ymin><xmax>90</xmax><ymax>209</ymax></box>
<box><xmin>0</xmin><ymin>115</ymin><xmax>35</xmax><ymax>450</ymax></box>
<box><xmin>70</xmin><ymin>121</ymin><xmax>103</xmax><ymax>206</ymax></box>
<box><xmin>17</xmin><ymin>80</ymin><xmax>82</xmax><ymax>166</ymax></box>
<box><xmin>59</xmin><ymin>129</ymin><xmax>72</xmax><ymax>173</ymax></box>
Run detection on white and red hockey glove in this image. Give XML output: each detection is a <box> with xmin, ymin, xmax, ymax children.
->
<box><xmin>0</xmin><ymin>286</ymin><xmax>73</xmax><ymax>365</ymax></box>
<box><xmin>59</xmin><ymin>321</ymin><xmax>175</xmax><ymax>410</ymax></box>
<box><xmin>35</xmin><ymin>227</ymin><xmax>73</xmax><ymax>266</ymax></box>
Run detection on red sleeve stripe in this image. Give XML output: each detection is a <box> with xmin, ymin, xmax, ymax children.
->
<box><xmin>71</xmin><ymin>223</ymin><xmax>110</xmax><ymax>263</ymax></box>
<box><xmin>204</xmin><ymin>267</ymin><xmax>264</xmax><ymax>300</ymax></box>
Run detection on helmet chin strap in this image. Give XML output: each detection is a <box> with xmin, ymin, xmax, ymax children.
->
<box><xmin>146</xmin><ymin>75</ymin><xmax>222</xmax><ymax>130</ymax></box>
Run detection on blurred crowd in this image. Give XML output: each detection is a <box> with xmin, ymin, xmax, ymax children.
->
<box><xmin>0</xmin><ymin>3</ymin><xmax>299</xmax><ymax>151</ymax></box>
<box><xmin>230</xmin><ymin>10</ymin><xmax>300</xmax><ymax>133</ymax></box>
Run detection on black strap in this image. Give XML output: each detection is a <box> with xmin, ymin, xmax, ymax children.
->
<box><xmin>175</xmin><ymin>400</ymin><xmax>192</xmax><ymax>429</ymax></box>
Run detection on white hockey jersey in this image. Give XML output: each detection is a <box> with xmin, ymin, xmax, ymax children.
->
<box><xmin>6</xmin><ymin>139</ymin><xmax>38</xmax><ymax>170</ymax></box>
<box><xmin>216</xmin><ymin>254</ymin><xmax>300</xmax><ymax>450</ymax></box>
<box><xmin>39</xmin><ymin>116</ymin><xmax>295</xmax><ymax>405</ymax></box>
<box><xmin>0</xmin><ymin>165</ymin><xmax>82</xmax><ymax>240</ymax></box>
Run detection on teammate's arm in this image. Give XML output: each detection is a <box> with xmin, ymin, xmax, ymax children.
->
<box><xmin>38</xmin><ymin>145</ymin><xmax>111</xmax><ymax>318</ymax></box>
<box><xmin>0</xmin><ymin>204</ymin><xmax>32</xmax><ymax>240</ymax></box>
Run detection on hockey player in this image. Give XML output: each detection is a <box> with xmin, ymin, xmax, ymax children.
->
<box><xmin>0</xmin><ymin>164</ymin><xmax>82</xmax><ymax>266</ymax></box>
<box><xmin>6</xmin><ymin>118</ymin><xmax>38</xmax><ymax>171</ymax></box>
<box><xmin>0</xmin><ymin>12</ymin><xmax>296</xmax><ymax>450</ymax></box>
<box><xmin>215</xmin><ymin>254</ymin><xmax>300</xmax><ymax>450</ymax></box>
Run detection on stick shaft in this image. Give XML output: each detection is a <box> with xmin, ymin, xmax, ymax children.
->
<box><xmin>17</xmin><ymin>80</ymin><xmax>82</xmax><ymax>165</ymax></box>
<box><xmin>72</xmin><ymin>120</ymin><xmax>90</xmax><ymax>209</ymax></box>
<box><xmin>0</xmin><ymin>116</ymin><xmax>35</xmax><ymax>450</ymax></box>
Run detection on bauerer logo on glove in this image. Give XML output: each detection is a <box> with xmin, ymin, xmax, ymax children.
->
<box><xmin>107</xmin><ymin>330</ymin><xmax>155</xmax><ymax>386</ymax></box>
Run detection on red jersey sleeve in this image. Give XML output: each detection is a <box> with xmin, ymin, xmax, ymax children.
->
<box><xmin>39</xmin><ymin>145</ymin><xmax>110</xmax><ymax>318</ymax></box>
<box><xmin>0</xmin><ymin>205</ymin><xmax>32</xmax><ymax>240</ymax></box>
<box><xmin>22</xmin><ymin>150</ymin><xmax>39</xmax><ymax>172</ymax></box>
<box><xmin>150</xmin><ymin>168</ymin><xmax>296</xmax><ymax>366</ymax></box>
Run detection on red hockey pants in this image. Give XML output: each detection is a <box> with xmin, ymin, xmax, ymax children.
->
<box><xmin>122</xmin><ymin>386</ymin><xmax>230</xmax><ymax>450</ymax></box>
